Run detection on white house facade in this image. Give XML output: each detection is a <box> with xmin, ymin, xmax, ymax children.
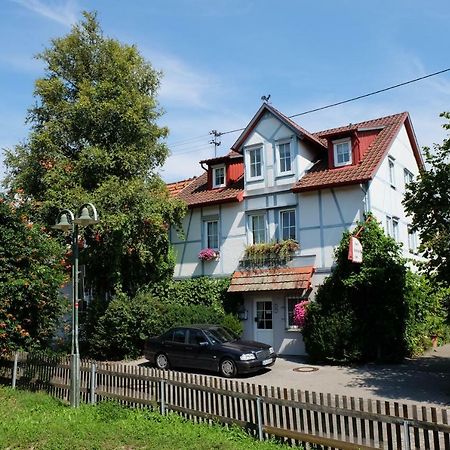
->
<box><xmin>168</xmin><ymin>103</ymin><xmax>423</xmax><ymax>356</ymax></box>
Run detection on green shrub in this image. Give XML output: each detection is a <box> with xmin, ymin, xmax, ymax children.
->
<box><xmin>90</xmin><ymin>290</ymin><xmax>243</xmax><ymax>360</ymax></box>
<box><xmin>303</xmin><ymin>214</ymin><xmax>408</xmax><ymax>363</ymax></box>
<box><xmin>404</xmin><ymin>272</ymin><xmax>449</xmax><ymax>355</ymax></box>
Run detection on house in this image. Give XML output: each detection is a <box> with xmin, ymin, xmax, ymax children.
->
<box><xmin>167</xmin><ymin>103</ymin><xmax>424</xmax><ymax>356</ymax></box>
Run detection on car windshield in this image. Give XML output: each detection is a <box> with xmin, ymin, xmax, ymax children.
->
<box><xmin>203</xmin><ymin>327</ymin><xmax>237</xmax><ymax>344</ymax></box>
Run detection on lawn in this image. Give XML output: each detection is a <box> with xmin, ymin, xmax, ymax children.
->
<box><xmin>0</xmin><ymin>387</ymin><xmax>292</xmax><ymax>450</ymax></box>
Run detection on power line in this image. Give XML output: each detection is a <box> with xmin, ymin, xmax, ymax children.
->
<box><xmin>167</xmin><ymin>67</ymin><xmax>450</xmax><ymax>157</ymax></box>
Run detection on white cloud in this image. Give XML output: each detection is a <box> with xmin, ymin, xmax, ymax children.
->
<box><xmin>13</xmin><ymin>0</ymin><xmax>78</xmax><ymax>27</ymax></box>
<box><xmin>143</xmin><ymin>49</ymin><xmax>228</xmax><ymax>109</ymax></box>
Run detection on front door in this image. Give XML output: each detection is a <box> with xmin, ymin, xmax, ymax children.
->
<box><xmin>254</xmin><ymin>300</ymin><xmax>273</xmax><ymax>346</ymax></box>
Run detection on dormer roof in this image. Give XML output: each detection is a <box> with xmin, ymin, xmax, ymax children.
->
<box><xmin>293</xmin><ymin>112</ymin><xmax>423</xmax><ymax>192</ymax></box>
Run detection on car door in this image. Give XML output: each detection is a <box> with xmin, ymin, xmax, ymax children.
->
<box><xmin>164</xmin><ymin>328</ymin><xmax>188</xmax><ymax>368</ymax></box>
<box><xmin>185</xmin><ymin>329</ymin><xmax>217</xmax><ymax>371</ymax></box>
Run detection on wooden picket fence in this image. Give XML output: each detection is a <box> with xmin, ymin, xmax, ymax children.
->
<box><xmin>1</xmin><ymin>352</ymin><xmax>449</xmax><ymax>450</ymax></box>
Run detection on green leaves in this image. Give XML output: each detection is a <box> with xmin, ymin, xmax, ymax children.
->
<box><xmin>3</xmin><ymin>12</ymin><xmax>186</xmax><ymax>299</ymax></box>
<box><xmin>404</xmin><ymin>112</ymin><xmax>450</xmax><ymax>284</ymax></box>
<box><xmin>0</xmin><ymin>197</ymin><xmax>66</xmax><ymax>355</ymax></box>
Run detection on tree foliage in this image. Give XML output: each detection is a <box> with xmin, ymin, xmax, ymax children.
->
<box><xmin>0</xmin><ymin>196</ymin><xmax>66</xmax><ymax>355</ymax></box>
<box><xmin>3</xmin><ymin>12</ymin><xmax>185</xmax><ymax>298</ymax></box>
<box><xmin>303</xmin><ymin>214</ymin><xmax>408</xmax><ymax>362</ymax></box>
<box><xmin>403</xmin><ymin>112</ymin><xmax>450</xmax><ymax>284</ymax></box>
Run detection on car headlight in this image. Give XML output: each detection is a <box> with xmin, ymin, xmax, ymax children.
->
<box><xmin>269</xmin><ymin>347</ymin><xmax>274</xmax><ymax>354</ymax></box>
<box><xmin>240</xmin><ymin>353</ymin><xmax>256</xmax><ymax>361</ymax></box>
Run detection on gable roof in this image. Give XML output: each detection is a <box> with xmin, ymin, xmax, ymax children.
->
<box><xmin>231</xmin><ymin>103</ymin><xmax>327</xmax><ymax>152</ymax></box>
<box><xmin>173</xmin><ymin>172</ymin><xmax>244</xmax><ymax>208</ymax></box>
<box><xmin>293</xmin><ymin>112</ymin><xmax>423</xmax><ymax>192</ymax></box>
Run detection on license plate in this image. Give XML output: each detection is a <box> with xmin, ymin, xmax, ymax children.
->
<box><xmin>262</xmin><ymin>358</ymin><xmax>272</xmax><ymax>366</ymax></box>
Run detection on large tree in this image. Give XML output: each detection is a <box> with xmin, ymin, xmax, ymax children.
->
<box><xmin>404</xmin><ymin>112</ymin><xmax>450</xmax><ymax>285</ymax></box>
<box><xmin>4</xmin><ymin>12</ymin><xmax>185</xmax><ymax>299</ymax></box>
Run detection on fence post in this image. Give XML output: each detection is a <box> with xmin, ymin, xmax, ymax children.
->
<box><xmin>160</xmin><ymin>380</ymin><xmax>166</xmax><ymax>415</ymax></box>
<box><xmin>256</xmin><ymin>396</ymin><xmax>264</xmax><ymax>441</ymax></box>
<box><xmin>11</xmin><ymin>352</ymin><xmax>19</xmax><ymax>389</ymax></box>
<box><xmin>90</xmin><ymin>363</ymin><xmax>96</xmax><ymax>405</ymax></box>
<box><xmin>403</xmin><ymin>420</ymin><xmax>411</xmax><ymax>450</ymax></box>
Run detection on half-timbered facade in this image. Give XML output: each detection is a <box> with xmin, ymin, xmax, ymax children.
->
<box><xmin>168</xmin><ymin>103</ymin><xmax>423</xmax><ymax>355</ymax></box>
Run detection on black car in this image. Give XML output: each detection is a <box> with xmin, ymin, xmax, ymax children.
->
<box><xmin>144</xmin><ymin>325</ymin><xmax>276</xmax><ymax>377</ymax></box>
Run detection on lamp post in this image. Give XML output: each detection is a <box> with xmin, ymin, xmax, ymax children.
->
<box><xmin>53</xmin><ymin>203</ymin><xmax>99</xmax><ymax>408</ymax></box>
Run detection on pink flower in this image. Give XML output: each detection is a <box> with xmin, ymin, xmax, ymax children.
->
<box><xmin>198</xmin><ymin>248</ymin><xmax>218</xmax><ymax>261</ymax></box>
<box><xmin>293</xmin><ymin>300</ymin><xmax>310</xmax><ymax>328</ymax></box>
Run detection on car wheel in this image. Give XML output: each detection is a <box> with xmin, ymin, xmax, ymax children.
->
<box><xmin>155</xmin><ymin>353</ymin><xmax>170</xmax><ymax>370</ymax></box>
<box><xmin>219</xmin><ymin>358</ymin><xmax>236</xmax><ymax>378</ymax></box>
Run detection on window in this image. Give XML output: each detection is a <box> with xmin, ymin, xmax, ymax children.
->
<box><xmin>277</xmin><ymin>142</ymin><xmax>292</xmax><ymax>174</ymax></box>
<box><xmin>386</xmin><ymin>216</ymin><xmax>393</xmax><ymax>237</ymax></box>
<box><xmin>333</xmin><ymin>138</ymin><xmax>352</xmax><ymax>167</ymax></box>
<box><xmin>205</xmin><ymin>220</ymin><xmax>219</xmax><ymax>249</ymax></box>
<box><xmin>404</xmin><ymin>169</ymin><xmax>414</xmax><ymax>187</ymax></box>
<box><xmin>408</xmin><ymin>226</ymin><xmax>418</xmax><ymax>253</ymax></box>
<box><xmin>172</xmin><ymin>329</ymin><xmax>186</xmax><ymax>344</ymax></box>
<box><xmin>280</xmin><ymin>210</ymin><xmax>296</xmax><ymax>240</ymax></box>
<box><xmin>250</xmin><ymin>214</ymin><xmax>266</xmax><ymax>244</ymax></box>
<box><xmin>247</xmin><ymin>147</ymin><xmax>263</xmax><ymax>179</ymax></box>
<box><xmin>286</xmin><ymin>297</ymin><xmax>300</xmax><ymax>329</ymax></box>
<box><xmin>212</xmin><ymin>165</ymin><xmax>225</xmax><ymax>188</ymax></box>
<box><xmin>392</xmin><ymin>218</ymin><xmax>399</xmax><ymax>242</ymax></box>
<box><xmin>388</xmin><ymin>157</ymin><xmax>396</xmax><ymax>188</ymax></box>
<box><xmin>188</xmin><ymin>329</ymin><xmax>208</xmax><ymax>345</ymax></box>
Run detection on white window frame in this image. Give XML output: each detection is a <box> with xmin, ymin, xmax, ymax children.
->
<box><xmin>204</xmin><ymin>220</ymin><xmax>219</xmax><ymax>250</ymax></box>
<box><xmin>212</xmin><ymin>165</ymin><xmax>226</xmax><ymax>188</ymax></box>
<box><xmin>408</xmin><ymin>226</ymin><xmax>418</xmax><ymax>253</ymax></box>
<box><xmin>386</xmin><ymin>215</ymin><xmax>393</xmax><ymax>238</ymax></box>
<box><xmin>280</xmin><ymin>209</ymin><xmax>296</xmax><ymax>241</ymax></box>
<box><xmin>388</xmin><ymin>156</ymin><xmax>396</xmax><ymax>188</ymax></box>
<box><xmin>245</xmin><ymin>146</ymin><xmax>264</xmax><ymax>181</ymax></box>
<box><xmin>392</xmin><ymin>217</ymin><xmax>399</xmax><ymax>242</ymax></box>
<box><xmin>285</xmin><ymin>296</ymin><xmax>307</xmax><ymax>330</ymax></box>
<box><xmin>404</xmin><ymin>168</ymin><xmax>414</xmax><ymax>188</ymax></box>
<box><xmin>249</xmin><ymin>213</ymin><xmax>267</xmax><ymax>244</ymax></box>
<box><xmin>333</xmin><ymin>138</ymin><xmax>352</xmax><ymax>167</ymax></box>
<box><xmin>276</xmin><ymin>140</ymin><xmax>293</xmax><ymax>175</ymax></box>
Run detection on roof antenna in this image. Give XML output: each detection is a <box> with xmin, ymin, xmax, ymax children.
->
<box><xmin>209</xmin><ymin>130</ymin><xmax>222</xmax><ymax>157</ymax></box>
<box><xmin>261</xmin><ymin>94</ymin><xmax>271</xmax><ymax>103</ymax></box>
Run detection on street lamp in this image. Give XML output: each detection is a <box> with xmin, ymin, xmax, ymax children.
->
<box><xmin>53</xmin><ymin>203</ymin><xmax>99</xmax><ymax>407</ymax></box>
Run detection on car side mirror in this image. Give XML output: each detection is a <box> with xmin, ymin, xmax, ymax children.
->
<box><xmin>199</xmin><ymin>341</ymin><xmax>209</xmax><ymax>347</ymax></box>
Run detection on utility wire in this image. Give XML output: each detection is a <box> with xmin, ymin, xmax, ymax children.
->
<box><xmin>168</xmin><ymin>67</ymin><xmax>450</xmax><ymax>155</ymax></box>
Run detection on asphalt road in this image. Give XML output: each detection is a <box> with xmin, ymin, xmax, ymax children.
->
<box><xmin>130</xmin><ymin>344</ymin><xmax>450</xmax><ymax>408</ymax></box>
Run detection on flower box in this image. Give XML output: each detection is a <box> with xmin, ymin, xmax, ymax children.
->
<box><xmin>198</xmin><ymin>248</ymin><xmax>219</xmax><ymax>261</ymax></box>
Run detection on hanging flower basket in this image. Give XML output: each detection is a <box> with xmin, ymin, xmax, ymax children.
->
<box><xmin>198</xmin><ymin>248</ymin><xmax>219</xmax><ymax>261</ymax></box>
<box><xmin>293</xmin><ymin>300</ymin><xmax>310</xmax><ymax>328</ymax></box>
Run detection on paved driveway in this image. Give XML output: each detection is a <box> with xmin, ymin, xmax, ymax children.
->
<box><xmin>131</xmin><ymin>344</ymin><xmax>450</xmax><ymax>408</ymax></box>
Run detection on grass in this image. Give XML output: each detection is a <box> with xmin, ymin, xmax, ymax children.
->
<box><xmin>0</xmin><ymin>387</ymin><xmax>294</xmax><ymax>450</ymax></box>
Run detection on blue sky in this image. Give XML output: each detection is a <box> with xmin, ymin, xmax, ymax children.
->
<box><xmin>1</xmin><ymin>0</ymin><xmax>450</xmax><ymax>183</ymax></box>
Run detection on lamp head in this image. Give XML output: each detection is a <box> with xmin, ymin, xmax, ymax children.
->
<box><xmin>52</xmin><ymin>213</ymin><xmax>72</xmax><ymax>231</ymax></box>
<box><xmin>73</xmin><ymin>204</ymin><xmax>99</xmax><ymax>226</ymax></box>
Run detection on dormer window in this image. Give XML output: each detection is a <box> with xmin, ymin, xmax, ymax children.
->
<box><xmin>333</xmin><ymin>138</ymin><xmax>352</xmax><ymax>167</ymax></box>
<box><xmin>212</xmin><ymin>165</ymin><xmax>226</xmax><ymax>188</ymax></box>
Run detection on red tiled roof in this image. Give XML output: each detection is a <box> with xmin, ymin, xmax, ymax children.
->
<box><xmin>228</xmin><ymin>266</ymin><xmax>314</xmax><ymax>293</ymax></box>
<box><xmin>199</xmin><ymin>150</ymin><xmax>243</xmax><ymax>165</ymax></box>
<box><xmin>174</xmin><ymin>172</ymin><xmax>244</xmax><ymax>208</ymax></box>
<box><xmin>293</xmin><ymin>112</ymin><xmax>423</xmax><ymax>192</ymax></box>
<box><xmin>166</xmin><ymin>177</ymin><xmax>197</xmax><ymax>197</ymax></box>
